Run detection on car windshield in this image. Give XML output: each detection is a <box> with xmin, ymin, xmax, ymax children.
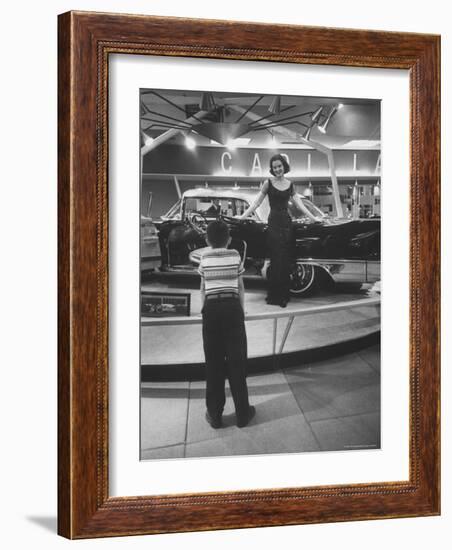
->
<box><xmin>162</xmin><ymin>199</ymin><xmax>182</xmax><ymax>220</ymax></box>
<box><xmin>163</xmin><ymin>193</ymin><xmax>323</xmax><ymax>222</ymax></box>
<box><xmin>183</xmin><ymin>197</ymin><xmax>256</xmax><ymax>219</ymax></box>
<box><xmin>288</xmin><ymin>196</ymin><xmax>325</xmax><ymax>220</ymax></box>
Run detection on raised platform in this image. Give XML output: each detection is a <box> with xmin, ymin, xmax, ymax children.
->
<box><xmin>141</xmin><ymin>275</ymin><xmax>380</xmax><ymax>380</ymax></box>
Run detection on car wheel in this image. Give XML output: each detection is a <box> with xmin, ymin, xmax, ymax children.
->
<box><xmin>289</xmin><ymin>263</ymin><xmax>317</xmax><ymax>295</ymax></box>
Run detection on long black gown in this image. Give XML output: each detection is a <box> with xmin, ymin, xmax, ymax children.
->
<box><xmin>266</xmin><ymin>179</ymin><xmax>294</xmax><ymax>303</ymax></box>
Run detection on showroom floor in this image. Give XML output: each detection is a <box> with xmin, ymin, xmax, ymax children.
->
<box><xmin>140</xmin><ymin>342</ymin><xmax>380</xmax><ymax>460</ymax></box>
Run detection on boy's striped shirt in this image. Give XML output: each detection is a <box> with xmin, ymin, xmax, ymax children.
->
<box><xmin>198</xmin><ymin>248</ymin><xmax>244</xmax><ymax>296</ymax></box>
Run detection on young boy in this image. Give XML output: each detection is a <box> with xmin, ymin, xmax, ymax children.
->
<box><xmin>198</xmin><ymin>220</ymin><xmax>256</xmax><ymax>429</ymax></box>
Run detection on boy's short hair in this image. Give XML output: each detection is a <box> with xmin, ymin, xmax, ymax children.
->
<box><xmin>206</xmin><ymin>219</ymin><xmax>230</xmax><ymax>248</ymax></box>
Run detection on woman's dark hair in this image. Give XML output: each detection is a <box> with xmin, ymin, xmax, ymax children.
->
<box><xmin>269</xmin><ymin>154</ymin><xmax>290</xmax><ymax>175</ymax></box>
<box><xmin>206</xmin><ymin>219</ymin><xmax>230</xmax><ymax>248</ymax></box>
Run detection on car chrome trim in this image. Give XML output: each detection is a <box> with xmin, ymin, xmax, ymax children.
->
<box><xmin>295</xmin><ymin>258</ymin><xmax>380</xmax><ymax>283</ymax></box>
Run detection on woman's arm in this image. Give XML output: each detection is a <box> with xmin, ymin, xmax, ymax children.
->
<box><xmin>292</xmin><ymin>192</ymin><xmax>318</xmax><ymax>221</ymax></box>
<box><xmin>238</xmin><ymin>180</ymin><xmax>269</xmax><ymax>219</ymax></box>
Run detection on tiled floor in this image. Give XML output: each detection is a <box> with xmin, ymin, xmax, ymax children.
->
<box><xmin>140</xmin><ymin>343</ymin><xmax>380</xmax><ymax>460</ymax></box>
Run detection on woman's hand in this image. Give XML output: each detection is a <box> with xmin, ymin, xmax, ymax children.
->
<box><xmin>240</xmin><ymin>188</ymin><xmax>267</xmax><ymax>219</ymax></box>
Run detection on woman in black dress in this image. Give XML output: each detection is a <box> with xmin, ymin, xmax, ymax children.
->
<box><xmin>240</xmin><ymin>154</ymin><xmax>317</xmax><ymax>307</ymax></box>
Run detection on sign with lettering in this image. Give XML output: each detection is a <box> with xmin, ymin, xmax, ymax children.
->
<box><xmin>142</xmin><ymin>145</ymin><xmax>380</xmax><ymax>177</ymax></box>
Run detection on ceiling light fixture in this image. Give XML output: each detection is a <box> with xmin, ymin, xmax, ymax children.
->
<box><xmin>185</xmin><ymin>134</ymin><xmax>197</xmax><ymax>150</ymax></box>
<box><xmin>310</xmin><ymin>106</ymin><xmax>323</xmax><ymax>123</ymax></box>
<box><xmin>141</xmin><ymin>90</ymin><xmax>357</xmax><ymax>152</ymax></box>
<box><xmin>268</xmin><ymin>96</ymin><xmax>281</xmax><ymax>114</ymax></box>
<box><xmin>199</xmin><ymin>92</ymin><xmax>216</xmax><ymax>111</ymax></box>
<box><xmin>302</xmin><ymin>126</ymin><xmax>313</xmax><ymax>140</ymax></box>
<box><xmin>226</xmin><ymin>138</ymin><xmax>237</xmax><ymax>150</ymax></box>
<box><xmin>318</xmin><ymin>105</ymin><xmax>338</xmax><ymax>134</ymax></box>
<box><xmin>141</xmin><ymin>131</ymin><xmax>154</xmax><ymax>147</ymax></box>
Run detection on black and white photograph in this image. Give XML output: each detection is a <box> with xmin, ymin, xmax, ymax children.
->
<box><xmin>2</xmin><ymin>0</ymin><xmax>447</xmax><ymax>546</ymax></box>
<box><xmin>140</xmin><ymin>88</ymin><xmax>381</xmax><ymax>460</ymax></box>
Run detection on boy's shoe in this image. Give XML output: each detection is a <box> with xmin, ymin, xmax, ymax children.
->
<box><xmin>205</xmin><ymin>410</ymin><xmax>222</xmax><ymax>429</ymax></box>
<box><xmin>237</xmin><ymin>405</ymin><xmax>256</xmax><ymax>428</ymax></box>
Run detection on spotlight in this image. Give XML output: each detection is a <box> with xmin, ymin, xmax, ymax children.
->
<box><xmin>318</xmin><ymin>106</ymin><xmax>338</xmax><ymax>134</ymax></box>
<box><xmin>302</xmin><ymin>126</ymin><xmax>313</xmax><ymax>140</ymax></box>
<box><xmin>226</xmin><ymin>138</ymin><xmax>237</xmax><ymax>150</ymax></box>
<box><xmin>185</xmin><ymin>135</ymin><xmax>196</xmax><ymax>150</ymax></box>
<box><xmin>141</xmin><ymin>131</ymin><xmax>154</xmax><ymax>147</ymax></box>
<box><xmin>268</xmin><ymin>96</ymin><xmax>281</xmax><ymax>114</ymax></box>
<box><xmin>199</xmin><ymin>92</ymin><xmax>216</xmax><ymax>111</ymax></box>
<box><xmin>310</xmin><ymin>107</ymin><xmax>323</xmax><ymax>123</ymax></box>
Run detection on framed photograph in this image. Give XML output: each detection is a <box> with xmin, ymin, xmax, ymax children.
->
<box><xmin>139</xmin><ymin>86</ymin><xmax>382</xmax><ymax>453</ymax></box>
<box><xmin>58</xmin><ymin>11</ymin><xmax>440</xmax><ymax>538</ymax></box>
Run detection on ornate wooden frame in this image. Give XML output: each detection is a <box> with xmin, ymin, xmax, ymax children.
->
<box><xmin>58</xmin><ymin>11</ymin><xmax>440</xmax><ymax>538</ymax></box>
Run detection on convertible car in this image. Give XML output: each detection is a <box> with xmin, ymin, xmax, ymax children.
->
<box><xmin>147</xmin><ymin>187</ymin><xmax>380</xmax><ymax>295</ymax></box>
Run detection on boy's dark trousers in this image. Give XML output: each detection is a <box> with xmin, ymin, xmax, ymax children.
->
<box><xmin>202</xmin><ymin>296</ymin><xmax>249</xmax><ymax>420</ymax></box>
